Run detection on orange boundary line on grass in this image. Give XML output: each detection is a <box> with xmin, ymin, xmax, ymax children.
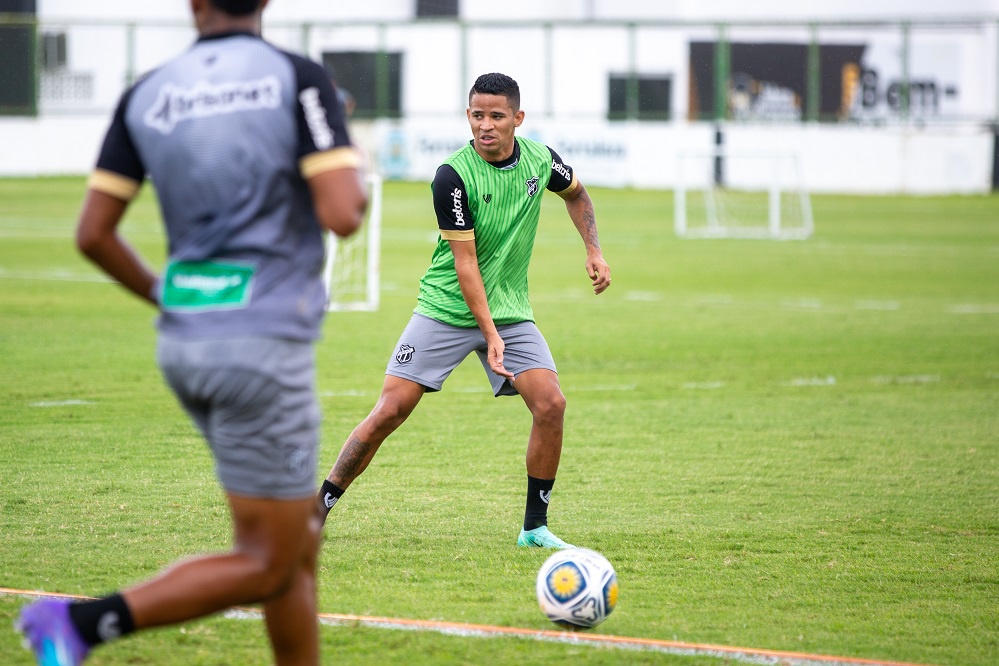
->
<box><xmin>1</xmin><ymin>587</ymin><xmax>928</xmax><ymax>666</ymax></box>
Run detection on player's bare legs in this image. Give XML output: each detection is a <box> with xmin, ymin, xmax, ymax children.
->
<box><xmin>121</xmin><ymin>494</ymin><xmax>319</xmax><ymax>665</ymax></box>
<box><xmin>324</xmin><ymin>376</ymin><xmax>426</xmax><ymax>490</ymax></box>
<box><xmin>512</xmin><ymin>368</ymin><xmax>573</xmax><ymax>548</ymax></box>
<box><xmin>263</xmin><ymin>512</ymin><xmax>322</xmax><ymax>666</ymax></box>
<box><xmin>316</xmin><ymin>376</ymin><xmax>425</xmax><ymax>524</ymax></box>
<box><xmin>512</xmin><ymin>368</ymin><xmax>566</xmax><ymax>478</ymax></box>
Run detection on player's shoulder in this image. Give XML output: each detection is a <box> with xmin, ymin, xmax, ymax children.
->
<box><xmin>517</xmin><ymin>136</ymin><xmax>557</xmax><ymax>163</ymax></box>
<box><xmin>266</xmin><ymin>45</ymin><xmax>331</xmax><ymax>86</ymax></box>
<box><xmin>517</xmin><ymin>135</ymin><xmax>547</xmax><ymax>151</ymax></box>
<box><xmin>432</xmin><ymin>163</ymin><xmax>464</xmax><ymax>192</ymax></box>
<box><xmin>442</xmin><ymin>141</ymin><xmax>475</xmax><ymax>164</ymax></box>
<box><xmin>119</xmin><ymin>65</ymin><xmax>159</xmax><ymax>100</ymax></box>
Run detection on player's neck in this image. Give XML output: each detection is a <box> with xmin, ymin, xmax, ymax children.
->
<box><xmin>474</xmin><ymin>137</ymin><xmax>519</xmax><ymax>165</ymax></box>
<box><xmin>197</xmin><ymin>11</ymin><xmax>262</xmax><ymax>38</ymax></box>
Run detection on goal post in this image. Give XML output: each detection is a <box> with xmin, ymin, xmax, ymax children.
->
<box><xmin>323</xmin><ymin>172</ymin><xmax>382</xmax><ymax>312</ymax></box>
<box><xmin>674</xmin><ymin>151</ymin><xmax>813</xmax><ymax>240</ymax></box>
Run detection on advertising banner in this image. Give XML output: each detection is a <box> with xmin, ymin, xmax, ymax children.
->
<box><xmin>688</xmin><ymin>34</ymin><xmax>970</xmax><ymax>122</ymax></box>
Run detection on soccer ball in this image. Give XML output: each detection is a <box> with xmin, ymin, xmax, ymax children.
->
<box><xmin>535</xmin><ymin>547</ymin><xmax>618</xmax><ymax>629</ymax></box>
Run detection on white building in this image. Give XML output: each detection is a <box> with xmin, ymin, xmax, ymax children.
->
<box><xmin>1</xmin><ymin>0</ymin><xmax>996</xmax><ymax>192</ymax></box>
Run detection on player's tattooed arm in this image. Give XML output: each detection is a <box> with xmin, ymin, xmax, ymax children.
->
<box><xmin>560</xmin><ymin>182</ymin><xmax>611</xmax><ymax>295</ymax></box>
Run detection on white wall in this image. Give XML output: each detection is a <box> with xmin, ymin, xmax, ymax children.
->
<box><xmin>0</xmin><ymin>116</ymin><xmax>111</xmax><ymax>175</ymax></box>
<box><xmin>4</xmin><ymin>113</ymin><xmax>990</xmax><ymax>195</ymax></box>
<box><xmin>9</xmin><ymin>1</ymin><xmax>997</xmax><ymax>192</ymax></box>
<box><xmin>367</xmin><ymin>118</ymin><xmax>995</xmax><ymax>194</ymax></box>
<box><xmin>37</xmin><ymin>0</ymin><xmax>999</xmax><ymax>21</ymax></box>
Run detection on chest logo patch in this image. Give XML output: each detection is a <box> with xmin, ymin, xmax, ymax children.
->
<box><xmin>483</xmin><ymin>194</ymin><xmax>492</xmax><ymax>203</ymax></box>
<box><xmin>526</xmin><ymin>176</ymin><xmax>540</xmax><ymax>197</ymax></box>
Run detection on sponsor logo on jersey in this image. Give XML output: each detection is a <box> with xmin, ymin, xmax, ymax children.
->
<box><xmin>551</xmin><ymin>158</ymin><xmax>571</xmax><ymax>182</ymax></box>
<box><xmin>396</xmin><ymin>344</ymin><xmax>415</xmax><ymax>364</ymax></box>
<box><xmin>451</xmin><ymin>187</ymin><xmax>466</xmax><ymax>226</ymax></box>
<box><xmin>526</xmin><ymin>176</ymin><xmax>540</xmax><ymax>197</ymax></box>
<box><xmin>483</xmin><ymin>194</ymin><xmax>492</xmax><ymax>203</ymax></box>
<box><xmin>299</xmin><ymin>86</ymin><xmax>335</xmax><ymax>150</ymax></box>
<box><xmin>144</xmin><ymin>76</ymin><xmax>281</xmax><ymax>135</ymax></box>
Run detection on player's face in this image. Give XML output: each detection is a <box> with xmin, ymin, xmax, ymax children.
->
<box><xmin>467</xmin><ymin>93</ymin><xmax>524</xmax><ymax>162</ymax></box>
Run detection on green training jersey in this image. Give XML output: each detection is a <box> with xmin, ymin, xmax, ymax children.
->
<box><xmin>416</xmin><ymin>137</ymin><xmax>575</xmax><ymax>328</ymax></box>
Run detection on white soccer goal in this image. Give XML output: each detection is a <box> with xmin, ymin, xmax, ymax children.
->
<box><xmin>674</xmin><ymin>151</ymin><xmax>813</xmax><ymax>240</ymax></box>
<box><xmin>323</xmin><ymin>172</ymin><xmax>383</xmax><ymax>312</ymax></box>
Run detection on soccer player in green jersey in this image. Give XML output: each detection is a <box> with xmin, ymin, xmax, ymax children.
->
<box><xmin>317</xmin><ymin>72</ymin><xmax>611</xmax><ymax>548</ymax></box>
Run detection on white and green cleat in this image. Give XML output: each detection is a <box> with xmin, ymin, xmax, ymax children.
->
<box><xmin>517</xmin><ymin>526</ymin><xmax>575</xmax><ymax>549</ymax></box>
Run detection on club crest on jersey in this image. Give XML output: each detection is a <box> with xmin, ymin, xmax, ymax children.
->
<box><xmin>483</xmin><ymin>194</ymin><xmax>492</xmax><ymax>203</ymax></box>
<box><xmin>396</xmin><ymin>344</ymin><xmax>415</xmax><ymax>364</ymax></box>
<box><xmin>526</xmin><ymin>176</ymin><xmax>540</xmax><ymax>197</ymax></box>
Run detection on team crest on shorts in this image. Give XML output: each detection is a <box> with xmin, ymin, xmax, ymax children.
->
<box><xmin>396</xmin><ymin>343</ymin><xmax>415</xmax><ymax>364</ymax></box>
<box><xmin>284</xmin><ymin>445</ymin><xmax>310</xmax><ymax>479</ymax></box>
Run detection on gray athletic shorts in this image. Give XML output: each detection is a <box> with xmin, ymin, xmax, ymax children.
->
<box><xmin>387</xmin><ymin>313</ymin><xmax>557</xmax><ymax>396</ymax></box>
<box><xmin>156</xmin><ymin>336</ymin><xmax>319</xmax><ymax>500</ymax></box>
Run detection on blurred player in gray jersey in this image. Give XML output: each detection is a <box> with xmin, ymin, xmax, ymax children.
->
<box><xmin>16</xmin><ymin>1</ymin><xmax>367</xmax><ymax>665</ymax></box>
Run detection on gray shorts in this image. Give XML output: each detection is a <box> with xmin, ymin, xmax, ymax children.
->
<box><xmin>157</xmin><ymin>336</ymin><xmax>319</xmax><ymax>500</ymax></box>
<box><xmin>387</xmin><ymin>314</ymin><xmax>557</xmax><ymax>396</ymax></box>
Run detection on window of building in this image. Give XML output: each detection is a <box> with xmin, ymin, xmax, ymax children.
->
<box><xmin>608</xmin><ymin>74</ymin><xmax>672</xmax><ymax>120</ymax></box>
<box><xmin>416</xmin><ymin>0</ymin><xmax>459</xmax><ymax>18</ymax></box>
<box><xmin>41</xmin><ymin>32</ymin><xmax>67</xmax><ymax>71</ymax></box>
<box><xmin>322</xmin><ymin>51</ymin><xmax>403</xmax><ymax>119</ymax></box>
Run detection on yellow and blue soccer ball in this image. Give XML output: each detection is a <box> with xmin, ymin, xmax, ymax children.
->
<box><xmin>535</xmin><ymin>547</ymin><xmax>618</xmax><ymax>629</ymax></box>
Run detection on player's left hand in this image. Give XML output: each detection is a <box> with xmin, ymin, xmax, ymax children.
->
<box><xmin>587</xmin><ymin>255</ymin><xmax>611</xmax><ymax>295</ymax></box>
<box><xmin>487</xmin><ymin>333</ymin><xmax>515</xmax><ymax>380</ymax></box>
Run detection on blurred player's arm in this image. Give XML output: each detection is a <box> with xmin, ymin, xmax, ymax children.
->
<box><xmin>549</xmin><ymin>148</ymin><xmax>611</xmax><ymax>295</ymax></box>
<box><xmin>77</xmin><ymin>85</ymin><xmax>157</xmax><ymax>306</ymax></box>
<box><xmin>295</xmin><ymin>56</ymin><xmax>367</xmax><ymax>238</ymax></box>
<box><xmin>76</xmin><ymin>179</ymin><xmax>157</xmax><ymax>306</ymax></box>
<box><xmin>302</xmin><ymin>148</ymin><xmax>367</xmax><ymax>239</ymax></box>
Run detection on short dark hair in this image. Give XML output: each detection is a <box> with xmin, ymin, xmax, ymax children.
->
<box><xmin>208</xmin><ymin>0</ymin><xmax>264</xmax><ymax>16</ymax></box>
<box><xmin>469</xmin><ymin>73</ymin><xmax>520</xmax><ymax>111</ymax></box>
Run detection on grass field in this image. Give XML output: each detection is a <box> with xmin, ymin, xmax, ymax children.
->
<box><xmin>0</xmin><ymin>177</ymin><xmax>996</xmax><ymax>665</ymax></box>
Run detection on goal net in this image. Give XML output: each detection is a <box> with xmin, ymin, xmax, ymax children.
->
<box><xmin>323</xmin><ymin>172</ymin><xmax>383</xmax><ymax>312</ymax></box>
<box><xmin>674</xmin><ymin>151</ymin><xmax>813</xmax><ymax>240</ymax></box>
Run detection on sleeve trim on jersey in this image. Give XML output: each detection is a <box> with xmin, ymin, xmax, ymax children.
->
<box><xmin>300</xmin><ymin>146</ymin><xmax>362</xmax><ymax>179</ymax></box>
<box><xmin>88</xmin><ymin>169</ymin><xmax>141</xmax><ymax>201</ymax></box>
<box><xmin>441</xmin><ymin>229</ymin><xmax>475</xmax><ymax>241</ymax></box>
<box><xmin>555</xmin><ymin>173</ymin><xmax>580</xmax><ymax>198</ymax></box>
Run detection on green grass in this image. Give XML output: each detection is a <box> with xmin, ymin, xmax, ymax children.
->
<box><xmin>0</xmin><ymin>177</ymin><xmax>997</xmax><ymax>665</ymax></box>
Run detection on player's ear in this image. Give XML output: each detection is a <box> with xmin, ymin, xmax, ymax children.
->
<box><xmin>514</xmin><ymin>110</ymin><xmax>525</xmax><ymax>127</ymax></box>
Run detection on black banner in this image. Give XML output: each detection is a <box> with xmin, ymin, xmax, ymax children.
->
<box><xmin>0</xmin><ymin>0</ymin><xmax>37</xmax><ymax>115</ymax></box>
<box><xmin>689</xmin><ymin>41</ymin><xmax>866</xmax><ymax>122</ymax></box>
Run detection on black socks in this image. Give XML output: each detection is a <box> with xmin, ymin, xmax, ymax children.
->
<box><xmin>68</xmin><ymin>593</ymin><xmax>135</xmax><ymax>647</ymax></box>
<box><xmin>318</xmin><ymin>479</ymin><xmax>345</xmax><ymax>520</ymax></box>
<box><xmin>320</xmin><ymin>477</ymin><xmax>550</xmax><ymax>530</ymax></box>
<box><xmin>524</xmin><ymin>475</ymin><xmax>555</xmax><ymax>531</ymax></box>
